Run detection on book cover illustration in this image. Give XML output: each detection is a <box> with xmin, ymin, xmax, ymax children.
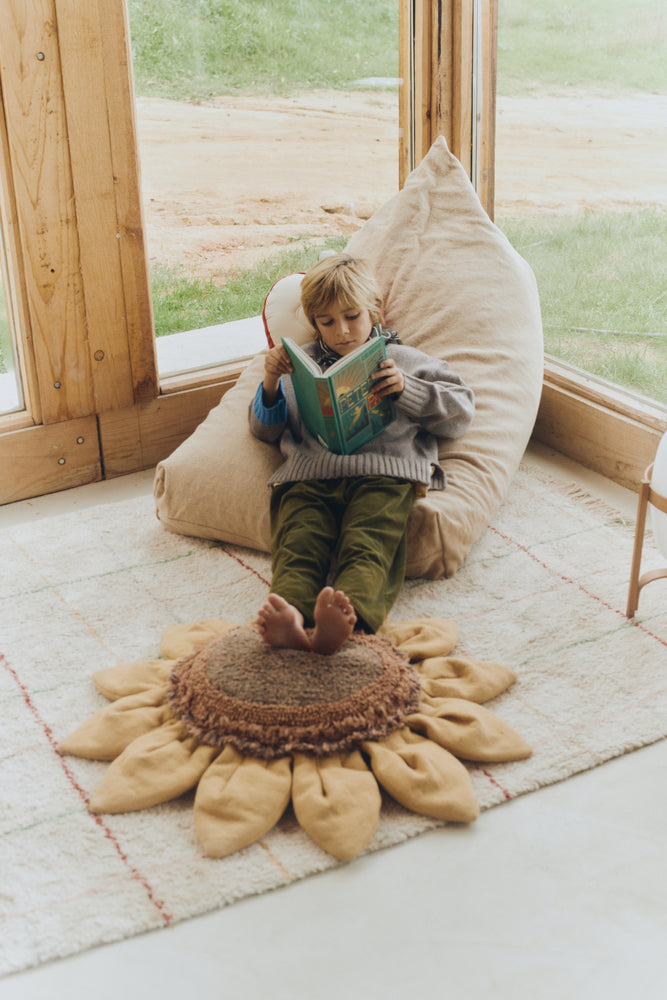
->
<box><xmin>282</xmin><ymin>335</ymin><xmax>396</xmax><ymax>455</ymax></box>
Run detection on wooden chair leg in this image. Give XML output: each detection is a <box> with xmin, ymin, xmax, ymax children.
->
<box><xmin>626</xmin><ymin>478</ymin><xmax>650</xmax><ymax>618</ymax></box>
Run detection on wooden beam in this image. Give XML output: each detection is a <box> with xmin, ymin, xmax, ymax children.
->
<box><xmin>0</xmin><ymin>0</ymin><xmax>94</xmax><ymax>423</ymax></box>
<box><xmin>449</xmin><ymin>0</ymin><xmax>474</xmax><ymax>174</ymax></box>
<box><xmin>398</xmin><ymin>0</ymin><xmax>412</xmax><ymax>186</ymax></box>
<box><xmin>94</xmin><ymin>0</ymin><xmax>158</xmax><ymax>403</ymax></box>
<box><xmin>414</xmin><ymin>0</ymin><xmax>434</xmax><ymax>164</ymax></box>
<box><xmin>429</xmin><ymin>0</ymin><xmax>473</xmax><ymax>170</ymax></box>
<box><xmin>0</xmin><ymin>414</ymin><xmax>101</xmax><ymax>503</ymax></box>
<box><xmin>534</xmin><ymin>361</ymin><xmax>667</xmax><ymax>492</ymax></box>
<box><xmin>430</xmin><ymin>0</ymin><xmax>450</xmax><ymax>149</ymax></box>
<box><xmin>476</xmin><ymin>0</ymin><xmax>497</xmax><ymax>218</ymax></box>
<box><xmin>56</xmin><ymin>0</ymin><xmax>158</xmax><ymax>412</ymax></box>
<box><xmin>98</xmin><ymin>381</ymin><xmax>236</xmax><ymax>478</ymax></box>
<box><xmin>404</xmin><ymin>0</ymin><xmax>496</xmax><ymax>216</ymax></box>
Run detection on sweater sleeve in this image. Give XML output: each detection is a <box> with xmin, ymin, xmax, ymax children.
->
<box><xmin>393</xmin><ymin>349</ymin><xmax>475</xmax><ymax>441</ymax></box>
<box><xmin>249</xmin><ymin>380</ymin><xmax>287</xmax><ymax>443</ymax></box>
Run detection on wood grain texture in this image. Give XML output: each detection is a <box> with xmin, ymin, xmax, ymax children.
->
<box><xmin>56</xmin><ymin>0</ymin><xmax>134</xmax><ymax>412</ymax></box>
<box><xmin>57</xmin><ymin>0</ymin><xmax>159</xmax><ymax>411</ymax></box>
<box><xmin>476</xmin><ymin>0</ymin><xmax>497</xmax><ymax>217</ymax></box>
<box><xmin>534</xmin><ymin>376</ymin><xmax>664</xmax><ymax>492</ymax></box>
<box><xmin>98</xmin><ymin>382</ymin><xmax>232</xmax><ymax>478</ymax></box>
<box><xmin>90</xmin><ymin>0</ymin><xmax>158</xmax><ymax>403</ymax></box>
<box><xmin>0</xmin><ymin>414</ymin><xmax>100</xmax><ymax>503</ymax></box>
<box><xmin>0</xmin><ymin>0</ymin><xmax>93</xmax><ymax>423</ymax></box>
<box><xmin>398</xmin><ymin>0</ymin><xmax>412</xmax><ymax>186</ymax></box>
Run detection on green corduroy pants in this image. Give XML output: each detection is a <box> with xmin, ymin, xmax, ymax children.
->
<box><xmin>269</xmin><ymin>475</ymin><xmax>416</xmax><ymax>633</ymax></box>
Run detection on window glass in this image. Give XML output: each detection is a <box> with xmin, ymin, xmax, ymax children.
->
<box><xmin>495</xmin><ymin>0</ymin><xmax>667</xmax><ymax>406</ymax></box>
<box><xmin>0</xmin><ymin>233</ymin><xmax>23</xmax><ymax>415</ymax></box>
<box><xmin>126</xmin><ymin>0</ymin><xmax>400</xmax><ymax>378</ymax></box>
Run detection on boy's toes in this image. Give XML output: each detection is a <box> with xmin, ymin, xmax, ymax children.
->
<box><xmin>332</xmin><ymin>589</ymin><xmax>357</xmax><ymax>624</ymax></box>
<box><xmin>314</xmin><ymin>586</ymin><xmax>335</xmax><ymax>610</ymax></box>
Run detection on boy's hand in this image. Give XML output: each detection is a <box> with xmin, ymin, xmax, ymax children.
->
<box><xmin>370</xmin><ymin>358</ymin><xmax>405</xmax><ymax>399</ymax></box>
<box><xmin>263</xmin><ymin>345</ymin><xmax>293</xmax><ymax>403</ymax></box>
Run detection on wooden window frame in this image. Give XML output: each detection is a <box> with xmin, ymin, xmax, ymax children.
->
<box><xmin>1</xmin><ymin>0</ymin><xmax>664</xmax><ymax>506</ymax></box>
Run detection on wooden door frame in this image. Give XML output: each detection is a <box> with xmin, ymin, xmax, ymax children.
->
<box><xmin>1</xmin><ymin>0</ymin><xmax>664</xmax><ymax>506</ymax></box>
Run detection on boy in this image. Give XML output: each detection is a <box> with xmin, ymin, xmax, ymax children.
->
<box><xmin>250</xmin><ymin>253</ymin><xmax>474</xmax><ymax>655</ymax></box>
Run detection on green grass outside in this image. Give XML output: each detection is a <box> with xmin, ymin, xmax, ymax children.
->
<box><xmin>127</xmin><ymin>0</ymin><xmax>666</xmax><ymax>101</ymax></box>
<box><xmin>0</xmin><ymin>282</ymin><xmax>12</xmax><ymax>377</ymax></box>
<box><xmin>151</xmin><ymin>213</ymin><xmax>667</xmax><ymax>408</ymax></box>
<box><xmin>500</xmin><ymin>211</ymin><xmax>667</xmax><ymax>405</ymax></box>
<box><xmin>495</xmin><ymin>0</ymin><xmax>667</xmax><ymax>405</ymax></box>
<box><xmin>497</xmin><ymin>0</ymin><xmax>666</xmax><ymax>97</ymax></box>
<box><xmin>151</xmin><ymin>237</ymin><xmax>347</xmax><ymax>335</ymax></box>
<box><xmin>127</xmin><ymin>0</ymin><xmax>399</xmax><ymax>100</ymax></box>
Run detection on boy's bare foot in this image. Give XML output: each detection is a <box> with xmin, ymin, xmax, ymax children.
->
<box><xmin>311</xmin><ymin>586</ymin><xmax>357</xmax><ymax>655</ymax></box>
<box><xmin>257</xmin><ymin>594</ymin><xmax>311</xmax><ymax>651</ymax></box>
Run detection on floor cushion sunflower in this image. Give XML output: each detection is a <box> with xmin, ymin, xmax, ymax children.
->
<box><xmin>61</xmin><ymin>618</ymin><xmax>531</xmax><ymax>860</ymax></box>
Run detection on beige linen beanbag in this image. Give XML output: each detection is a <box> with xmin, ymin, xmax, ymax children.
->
<box><xmin>153</xmin><ymin>136</ymin><xmax>543</xmax><ymax>579</ymax></box>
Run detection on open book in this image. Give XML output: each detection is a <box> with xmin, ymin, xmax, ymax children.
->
<box><xmin>282</xmin><ymin>335</ymin><xmax>397</xmax><ymax>455</ymax></box>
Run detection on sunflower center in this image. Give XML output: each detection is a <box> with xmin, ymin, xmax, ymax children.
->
<box><xmin>204</xmin><ymin>628</ymin><xmax>384</xmax><ymax>705</ymax></box>
<box><xmin>169</xmin><ymin>626</ymin><xmax>421</xmax><ymax>759</ymax></box>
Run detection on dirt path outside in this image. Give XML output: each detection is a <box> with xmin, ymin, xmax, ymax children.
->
<box><xmin>135</xmin><ymin>89</ymin><xmax>667</xmax><ymax>279</ymax></box>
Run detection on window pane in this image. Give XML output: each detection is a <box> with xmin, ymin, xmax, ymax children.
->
<box><xmin>0</xmin><ymin>232</ymin><xmax>23</xmax><ymax>415</ymax></box>
<box><xmin>495</xmin><ymin>0</ymin><xmax>667</xmax><ymax>406</ymax></box>
<box><xmin>126</xmin><ymin>0</ymin><xmax>400</xmax><ymax>378</ymax></box>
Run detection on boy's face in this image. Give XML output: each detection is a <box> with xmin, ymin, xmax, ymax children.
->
<box><xmin>314</xmin><ymin>302</ymin><xmax>374</xmax><ymax>357</ymax></box>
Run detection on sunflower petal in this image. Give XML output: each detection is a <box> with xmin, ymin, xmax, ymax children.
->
<box><xmin>379</xmin><ymin>619</ymin><xmax>458</xmax><ymax>658</ymax></box>
<box><xmin>193</xmin><ymin>747</ymin><xmax>292</xmax><ymax>858</ymax></box>
<box><xmin>89</xmin><ymin>717</ymin><xmax>219</xmax><ymax>812</ymax></box>
<box><xmin>160</xmin><ymin>620</ymin><xmax>238</xmax><ymax>660</ymax></box>
<box><xmin>407</xmin><ymin>699</ymin><xmax>532</xmax><ymax>762</ymax></box>
<box><xmin>291</xmin><ymin>750</ymin><xmax>382</xmax><ymax>860</ymax></box>
<box><xmin>93</xmin><ymin>659</ymin><xmax>174</xmax><ymax>701</ymax></box>
<box><xmin>363</xmin><ymin>727</ymin><xmax>479</xmax><ymax>823</ymax></box>
<box><xmin>59</xmin><ymin>688</ymin><xmax>171</xmax><ymax>760</ymax></box>
<box><xmin>417</xmin><ymin>656</ymin><xmax>517</xmax><ymax>703</ymax></box>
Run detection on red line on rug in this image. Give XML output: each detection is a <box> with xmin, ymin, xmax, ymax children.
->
<box><xmin>257</xmin><ymin>839</ymin><xmax>293</xmax><ymax>880</ymax></box>
<box><xmin>490</xmin><ymin>526</ymin><xmax>667</xmax><ymax>649</ymax></box>
<box><xmin>221</xmin><ymin>545</ymin><xmax>271</xmax><ymax>586</ymax></box>
<box><xmin>1</xmin><ymin>651</ymin><xmax>174</xmax><ymax>927</ymax></box>
<box><xmin>481</xmin><ymin>768</ymin><xmax>512</xmax><ymax>800</ymax></box>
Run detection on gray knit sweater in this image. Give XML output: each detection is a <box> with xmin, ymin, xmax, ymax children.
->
<box><xmin>249</xmin><ymin>340</ymin><xmax>474</xmax><ymax>490</ymax></box>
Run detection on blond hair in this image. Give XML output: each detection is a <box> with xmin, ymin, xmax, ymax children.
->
<box><xmin>300</xmin><ymin>253</ymin><xmax>383</xmax><ymax>332</ymax></box>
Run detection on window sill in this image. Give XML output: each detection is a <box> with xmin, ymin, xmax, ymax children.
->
<box><xmin>534</xmin><ymin>358</ymin><xmax>667</xmax><ymax>492</ymax></box>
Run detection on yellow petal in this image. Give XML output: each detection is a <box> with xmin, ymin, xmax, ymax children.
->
<box><xmin>407</xmin><ymin>699</ymin><xmax>532</xmax><ymax>762</ymax></box>
<box><xmin>160</xmin><ymin>620</ymin><xmax>238</xmax><ymax>660</ymax></box>
<box><xmin>363</xmin><ymin>727</ymin><xmax>479</xmax><ymax>823</ymax></box>
<box><xmin>291</xmin><ymin>751</ymin><xmax>382</xmax><ymax>860</ymax></box>
<box><xmin>416</xmin><ymin>655</ymin><xmax>517</xmax><ymax>703</ymax></box>
<box><xmin>379</xmin><ymin>619</ymin><xmax>458</xmax><ymax>659</ymax></box>
<box><xmin>93</xmin><ymin>659</ymin><xmax>174</xmax><ymax>701</ymax></box>
<box><xmin>193</xmin><ymin>747</ymin><xmax>292</xmax><ymax>858</ymax></box>
<box><xmin>89</xmin><ymin>717</ymin><xmax>219</xmax><ymax>813</ymax></box>
<box><xmin>59</xmin><ymin>688</ymin><xmax>171</xmax><ymax>760</ymax></box>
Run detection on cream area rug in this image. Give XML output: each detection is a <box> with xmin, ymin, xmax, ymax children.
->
<box><xmin>2</xmin><ymin>460</ymin><xmax>666</xmax><ymax>977</ymax></box>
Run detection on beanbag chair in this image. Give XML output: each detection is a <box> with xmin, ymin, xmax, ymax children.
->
<box><xmin>153</xmin><ymin>137</ymin><xmax>543</xmax><ymax>578</ymax></box>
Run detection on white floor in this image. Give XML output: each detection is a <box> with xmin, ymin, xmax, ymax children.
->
<box><xmin>3</xmin><ymin>443</ymin><xmax>667</xmax><ymax>1000</ymax></box>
